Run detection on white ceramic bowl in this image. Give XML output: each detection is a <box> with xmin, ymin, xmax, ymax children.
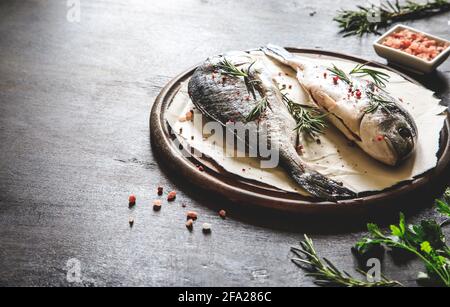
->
<box><xmin>373</xmin><ymin>24</ymin><xmax>450</xmax><ymax>74</ymax></box>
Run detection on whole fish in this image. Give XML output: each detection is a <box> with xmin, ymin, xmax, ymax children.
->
<box><xmin>188</xmin><ymin>52</ymin><xmax>356</xmax><ymax>201</ymax></box>
<box><xmin>261</xmin><ymin>45</ymin><xmax>418</xmax><ymax>166</ymax></box>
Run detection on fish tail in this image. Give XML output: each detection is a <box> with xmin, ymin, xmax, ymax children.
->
<box><xmin>281</xmin><ymin>151</ymin><xmax>356</xmax><ymax>201</ymax></box>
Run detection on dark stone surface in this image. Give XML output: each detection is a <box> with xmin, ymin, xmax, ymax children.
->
<box><xmin>0</xmin><ymin>0</ymin><xmax>449</xmax><ymax>287</ymax></box>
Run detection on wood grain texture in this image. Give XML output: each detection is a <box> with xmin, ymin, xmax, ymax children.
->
<box><xmin>0</xmin><ymin>0</ymin><xmax>449</xmax><ymax>287</ymax></box>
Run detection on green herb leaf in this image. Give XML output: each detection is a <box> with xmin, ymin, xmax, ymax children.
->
<box><xmin>356</xmin><ymin>195</ymin><xmax>450</xmax><ymax>287</ymax></box>
<box><xmin>421</xmin><ymin>242</ymin><xmax>432</xmax><ymax>254</ymax></box>
<box><xmin>215</xmin><ymin>58</ymin><xmax>250</xmax><ymax>79</ymax></box>
<box><xmin>365</xmin><ymin>92</ymin><xmax>395</xmax><ymax>114</ymax></box>
<box><xmin>390</xmin><ymin>225</ymin><xmax>403</xmax><ymax>237</ymax></box>
<box><xmin>328</xmin><ymin>63</ymin><xmax>390</xmax><ymax>89</ymax></box>
<box><xmin>350</xmin><ymin>64</ymin><xmax>390</xmax><ymax>88</ymax></box>
<box><xmin>436</xmin><ymin>199</ymin><xmax>450</xmax><ymax>218</ymax></box>
<box><xmin>281</xmin><ymin>92</ymin><xmax>327</xmax><ymax>138</ymax></box>
<box><xmin>215</xmin><ymin>58</ymin><xmax>269</xmax><ymax>122</ymax></box>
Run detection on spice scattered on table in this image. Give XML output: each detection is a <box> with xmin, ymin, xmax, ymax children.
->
<box><xmin>185</xmin><ymin>219</ymin><xmax>194</xmax><ymax>231</ymax></box>
<box><xmin>128</xmin><ymin>194</ymin><xmax>136</xmax><ymax>207</ymax></box>
<box><xmin>157</xmin><ymin>186</ymin><xmax>163</xmax><ymax>196</ymax></box>
<box><xmin>219</xmin><ymin>210</ymin><xmax>226</xmax><ymax>219</ymax></box>
<box><xmin>197</xmin><ymin>165</ymin><xmax>204</xmax><ymax>172</ymax></box>
<box><xmin>167</xmin><ymin>191</ymin><xmax>176</xmax><ymax>201</ymax></box>
<box><xmin>186</xmin><ymin>211</ymin><xmax>198</xmax><ymax>221</ymax></box>
<box><xmin>202</xmin><ymin>223</ymin><xmax>211</xmax><ymax>234</ymax></box>
<box><xmin>153</xmin><ymin>199</ymin><xmax>162</xmax><ymax>211</ymax></box>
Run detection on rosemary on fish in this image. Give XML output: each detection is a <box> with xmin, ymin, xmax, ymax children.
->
<box><xmin>334</xmin><ymin>0</ymin><xmax>450</xmax><ymax>37</ymax></box>
<box><xmin>328</xmin><ymin>63</ymin><xmax>390</xmax><ymax>88</ymax></box>
<box><xmin>215</xmin><ymin>58</ymin><xmax>260</xmax><ymax>99</ymax></box>
<box><xmin>291</xmin><ymin>235</ymin><xmax>402</xmax><ymax>287</ymax></box>
<box><xmin>327</xmin><ymin>64</ymin><xmax>394</xmax><ymax>113</ymax></box>
<box><xmin>215</xmin><ymin>58</ymin><xmax>253</xmax><ymax>79</ymax></box>
<box><xmin>281</xmin><ymin>93</ymin><xmax>327</xmax><ymax>138</ymax></box>
<box><xmin>328</xmin><ymin>65</ymin><xmax>351</xmax><ymax>84</ymax></box>
<box><xmin>245</xmin><ymin>97</ymin><xmax>268</xmax><ymax>122</ymax></box>
<box><xmin>350</xmin><ymin>64</ymin><xmax>390</xmax><ymax>88</ymax></box>
<box><xmin>215</xmin><ymin>58</ymin><xmax>269</xmax><ymax>122</ymax></box>
<box><xmin>365</xmin><ymin>92</ymin><xmax>395</xmax><ymax>113</ymax></box>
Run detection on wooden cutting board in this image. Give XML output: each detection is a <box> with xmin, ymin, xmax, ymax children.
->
<box><xmin>150</xmin><ymin>48</ymin><xmax>450</xmax><ymax>215</ymax></box>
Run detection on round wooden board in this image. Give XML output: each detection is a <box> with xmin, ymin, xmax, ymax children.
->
<box><xmin>150</xmin><ymin>48</ymin><xmax>450</xmax><ymax>214</ymax></box>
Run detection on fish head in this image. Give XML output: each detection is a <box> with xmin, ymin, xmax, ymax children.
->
<box><xmin>360</xmin><ymin>111</ymin><xmax>417</xmax><ymax>166</ymax></box>
<box><xmin>382</xmin><ymin>114</ymin><xmax>417</xmax><ymax>163</ymax></box>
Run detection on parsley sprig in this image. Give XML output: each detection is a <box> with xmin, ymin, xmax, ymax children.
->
<box><xmin>354</xmin><ymin>191</ymin><xmax>450</xmax><ymax>287</ymax></box>
<box><xmin>291</xmin><ymin>235</ymin><xmax>402</xmax><ymax>287</ymax></box>
<box><xmin>245</xmin><ymin>97</ymin><xmax>269</xmax><ymax>122</ymax></box>
<box><xmin>327</xmin><ymin>64</ymin><xmax>394</xmax><ymax>114</ymax></box>
<box><xmin>281</xmin><ymin>93</ymin><xmax>328</xmax><ymax>138</ymax></box>
<box><xmin>215</xmin><ymin>58</ymin><xmax>269</xmax><ymax>122</ymax></box>
<box><xmin>350</xmin><ymin>64</ymin><xmax>390</xmax><ymax>88</ymax></box>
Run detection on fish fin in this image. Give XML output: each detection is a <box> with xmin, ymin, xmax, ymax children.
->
<box><xmin>281</xmin><ymin>151</ymin><xmax>356</xmax><ymax>201</ymax></box>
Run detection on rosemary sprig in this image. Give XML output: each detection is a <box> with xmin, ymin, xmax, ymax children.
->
<box><xmin>334</xmin><ymin>0</ymin><xmax>450</xmax><ymax>37</ymax></box>
<box><xmin>436</xmin><ymin>188</ymin><xmax>450</xmax><ymax>227</ymax></box>
<box><xmin>281</xmin><ymin>93</ymin><xmax>327</xmax><ymax>138</ymax></box>
<box><xmin>215</xmin><ymin>58</ymin><xmax>260</xmax><ymax>98</ymax></box>
<box><xmin>215</xmin><ymin>58</ymin><xmax>252</xmax><ymax>79</ymax></box>
<box><xmin>215</xmin><ymin>58</ymin><xmax>269</xmax><ymax>122</ymax></box>
<box><xmin>355</xmin><ymin>211</ymin><xmax>450</xmax><ymax>287</ymax></box>
<box><xmin>327</xmin><ymin>64</ymin><xmax>394</xmax><ymax>113</ymax></box>
<box><xmin>365</xmin><ymin>92</ymin><xmax>395</xmax><ymax>113</ymax></box>
<box><xmin>291</xmin><ymin>235</ymin><xmax>402</xmax><ymax>287</ymax></box>
<box><xmin>328</xmin><ymin>63</ymin><xmax>390</xmax><ymax>88</ymax></box>
<box><xmin>245</xmin><ymin>97</ymin><xmax>268</xmax><ymax>122</ymax></box>
<box><xmin>328</xmin><ymin>64</ymin><xmax>351</xmax><ymax>84</ymax></box>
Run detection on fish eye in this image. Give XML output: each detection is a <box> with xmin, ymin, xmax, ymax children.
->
<box><xmin>398</xmin><ymin>127</ymin><xmax>411</xmax><ymax>139</ymax></box>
